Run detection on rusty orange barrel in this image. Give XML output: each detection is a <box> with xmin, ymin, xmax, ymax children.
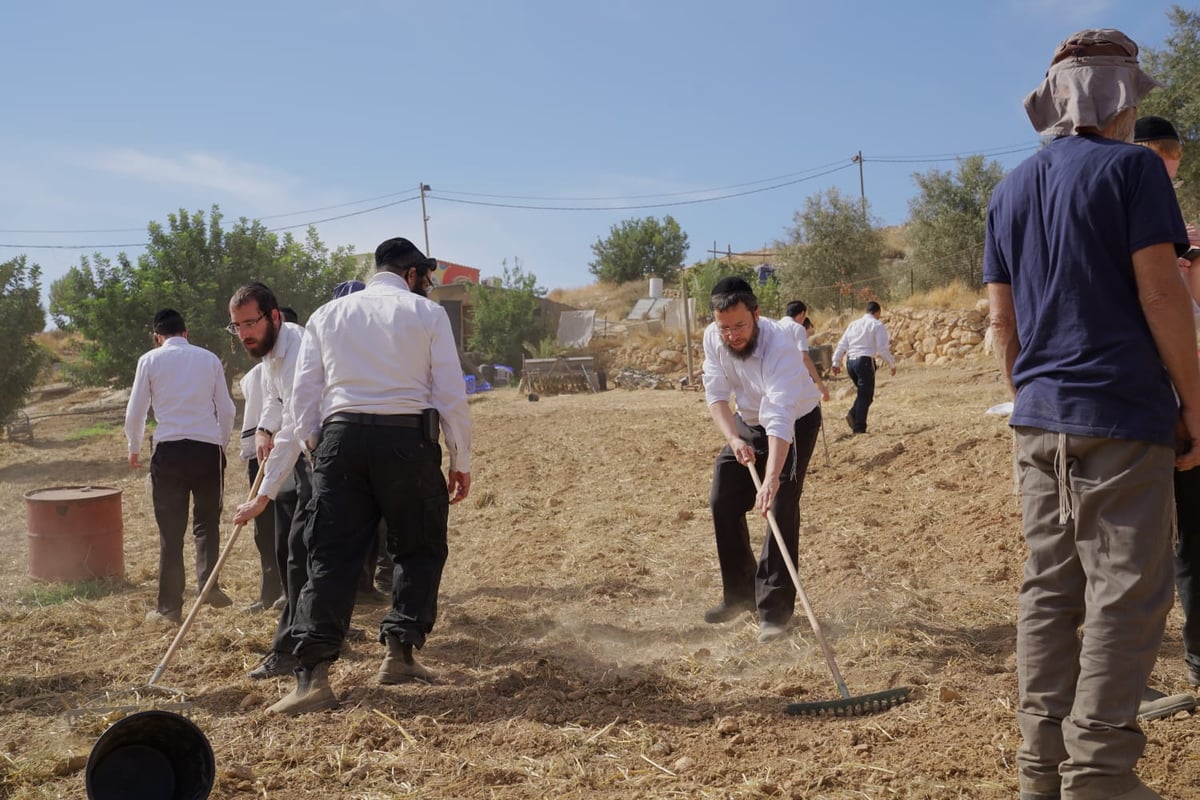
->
<box><xmin>24</xmin><ymin>486</ymin><xmax>124</xmax><ymax>582</ymax></box>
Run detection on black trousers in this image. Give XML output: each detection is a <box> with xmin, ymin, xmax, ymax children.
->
<box><xmin>293</xmin><ymin>418</ymin><xmax>448</xmax><ymax>667</ymax></box>
<box><xmin>847</xmin><ymin>356</ymin><xmax>876</xmax><ymax>433</ymax></box>
<box><xmin>1175</xmin><ymin>465</ymin><xmax>1200</xmax><ymax>672</ymax></box>
<box><xmin>270</xmin><ymin>458</ymin><xmax>313</xmax><ymax>655</ymax></box>
<box><xmin>149</xmin><ymin>440</ymin><xmax>225</xmax><ymax>615</ymax></box>
<box><xmin>709</xmin><ymin>408</ymin><xmax>821</xmax><ymax>625</ymax></box>
<box><xmin>245</xmin><ymin>458</ymin><xmax>281</xmax><ymax>606</ymax></box>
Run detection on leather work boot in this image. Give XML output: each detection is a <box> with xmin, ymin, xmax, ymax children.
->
<box><xmin>266</xmin><ymin>662</ymin><xmax>338</xmax><ymax>716</ymax></box>
<box><xmin>378</xmin><ymin>636</ymin><xmax>436</xmax><ymax>684</ymax></box>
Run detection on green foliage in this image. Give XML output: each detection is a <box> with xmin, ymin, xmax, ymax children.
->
<box><xmin>466</xmin><ymin>258</ymin><xmax>548</xmax><ymax>370</ymax></box>
<box><xmin>1141</xmin><ymin>6</ymin><xmax>1200</xmax><ymax>220</ymax></box>
<box><xmin>0</xmin><ymin>256</ymin><xmax>47</xmax><ymax>424</ymax></box>
<box><xmin>906</xmin><ymin>155</ymin><xmax>1006</xmax><ymax>292</ymax></box>
<box><xmin>589</xmin><ymin>215</ymin><xmax>689</xmax><ymax>282</ymax></box>
<box><xmin>66</xmin><ymin>422</ymin><xmax>116</xmax><ymax>441</ymax></box>
<box><xmin>524</xmin><ymin>335</ymin><xmax>564</xmax><ymax>359</ymax></box>
<box><xmin>17</xmin><ymin>577</ymin><xmax>122</xmax><ymax>607</ymax></box>
<box><xmin>685</xmin><ymin>258</ymin><xmax>783</xmax><ymax>321</ymax></box>
<box><xmin>48</xmin><ymin>207</ymin><xmax>359</xmax><ymax>387</ymax></box>
<box><xmin>774</xmin><ymin>188</ymin><xmax>886</xmax><ymax>310</ymax></box>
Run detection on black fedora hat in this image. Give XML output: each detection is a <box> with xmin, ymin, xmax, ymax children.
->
<box><xmin>374</xmin><ymin>237</ymin><xmax>436</xmax><ymax>272</ymax></box>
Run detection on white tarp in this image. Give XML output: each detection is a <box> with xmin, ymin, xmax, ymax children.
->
<box><xmin>557</xmin><ymin>309</ymin><xmax>596</xmax><ymax>348</ymax></box>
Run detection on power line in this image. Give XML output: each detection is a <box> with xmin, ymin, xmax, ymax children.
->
<box><xmin>432</xmin><ymin>164</ymin><xmax>856</xmax><ymax>212</ymax></box>
<box><xmin>433</xmin><ymin>159</ymin><xmax>852</xmax><ymax>201</ymax></box>
<box><xmin>0</xmin><ymin>195</ymin><xmax>422</xmax><ymax>250</ymax></box>
<box><xmin>0</xmin><ymin>141</ymin><xmax>1045</xmax><ymax>249</ymax></box>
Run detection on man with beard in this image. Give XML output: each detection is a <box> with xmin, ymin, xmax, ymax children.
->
<box><xmin>264</xmin><ymin>236</ymin><xmax>470</xmax><ymax>716</ymax></box>
<box><xmin>227</xmin><ymin>282</ymin><xmax>312</xmax><ymax>679</ymax></box>
<box><xmin>701</xmin><ymin>277</ymin><xmax>822</xmax><ymax>643</ymax></box>
<box><xmin>125</xmin><ymin>308</ymin><xmax>236</xmax><ymax>623</ymax></box>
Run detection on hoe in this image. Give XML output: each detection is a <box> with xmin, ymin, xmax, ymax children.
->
<box><xmin>748</xmin><ymin>464</ymin><xmax>910</xmax><ymax>716</ymax></box>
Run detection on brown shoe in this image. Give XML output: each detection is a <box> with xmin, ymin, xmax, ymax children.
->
<box><xmin>378</xmin><ymin>636</ymin><xmax>436</xmax><ymax>684</ymax></box>
<box><xmin>265</xmin><ymin>662</ymin><xmax>338</xmax><ymax>716</ymax></box>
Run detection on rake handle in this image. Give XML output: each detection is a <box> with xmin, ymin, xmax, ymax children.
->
<box><xmin>746</xmin><ymin>463</ymin><xmax>850</xmax><ymax>700</ymax></box>
<box><xmin>148</xmin><ymin>461</ymin><xmax>265</xmax><ymax>687</ymax></box>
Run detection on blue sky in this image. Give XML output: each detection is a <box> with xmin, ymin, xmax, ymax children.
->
<box><xmin>1</xmin><ymin>1</ymin><xmax>1181</xmax><ymax>306</ymax></box>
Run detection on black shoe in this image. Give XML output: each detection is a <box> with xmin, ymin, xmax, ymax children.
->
<box><xmin>204</xmin><ymin>588</ymin><xmax>233</xmax><ymax>608</ymax></box>
<box><xmin>845</xmin><ymin>410</ymin><xmax>855</xmax><ymax>432</ymax></box>
<box><xmin>271</xmin><ymin>595</ymin><xmax>287</xmax><ymax>611</ymax></box>
<box><xmin>355</xmin><ymin>587</ymin><xmax>389</xmax><ymax>607</ymax></box>
<box><xmin>1188</xmin><ymin>664</ymin><xmax>1200</xmax><ymax>687</ymax></box>
<box><xmin>704</xmin><ymin>599</ymin><xmax>755</xmax><ymax>624</ymax></box>
<box><xmin>248</xmin><ymin>651</ymin><xmax>299</xmax><ymax>680</ymax></box>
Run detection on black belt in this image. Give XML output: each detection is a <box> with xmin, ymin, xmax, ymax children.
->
<box><xmin>325</xmin><ymin>412</ymin><xmax>421</xmax><ymax>428</ymax></box>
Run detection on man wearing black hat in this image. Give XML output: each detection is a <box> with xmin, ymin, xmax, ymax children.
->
<box><xmin>1135</xmin><ymin>114</ymin><xmax>1200</xmax><ymax>693</ymax></box>
<box><xmin>986</xmin><ymin>29</ymin><xmax>1200</xmax><ymax>800</ymax></box>
<box><xmin>125</xmin><ymin>309</ymin><xmax>236</xmax><ymax>624</ymax></box>
<box><xmin>701</xmin><ymin>277</ymin><xmax>822</xmax><ymax>644</ymax></box>
<box><xmin>264</xmin><ymin>237</ymin><xmax>471</xmax><ymax>716</ymax></box>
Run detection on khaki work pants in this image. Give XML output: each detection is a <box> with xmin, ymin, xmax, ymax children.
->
<box><xmin>1013</xmin><ymin>428</ymin><xmax>1175</xmax><ymax>800</ymax></box>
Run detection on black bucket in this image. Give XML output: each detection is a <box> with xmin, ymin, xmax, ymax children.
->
<box><xmin>85</xmin><ymin>710</ymin><xmax>215</xmax><ymax>800</ymax></box>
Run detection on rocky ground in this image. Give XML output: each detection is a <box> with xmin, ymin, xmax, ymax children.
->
<box><xmin>1</xmin><ymin>355</ymin><xmax>1197</xmax><ymax>799</ymax></box>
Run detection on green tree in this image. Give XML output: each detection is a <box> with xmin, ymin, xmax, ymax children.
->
<box><xmin>906</xmin><ymin>155</ymin><xmax>1006</xmax><ymax>291</ymax></box>
<box><xmin>589</xmin><ymin>215</ymin><xmax>689</xmax><ymax>282</ymax></box>
<box><xmin>466</xmin><ymin>258</ymin><xmax>548</xmax><ymax>371</ymax></box>
<box><xmin>1140</xmin><ymin>6</ymin><xmax>1200</xmax><ymax>220</ymax></box>
<box><xmin>686</xmin><ymin>258</ymin><xmax>782</xmax><ymax>321</ymax></box>
<box><xmin>0</xmin><ymin>256</ymin><xmax>47</xmax><ymax>424</ymax></box>
<box><xmin>774</xmin><ymin>188</ymin><xmax>885</xmax><ymax>310</ymax></box>
<box><xmin>49</xmin><ymin>206</ymin><xmax>358</xmax><ymax>386</ymax></box>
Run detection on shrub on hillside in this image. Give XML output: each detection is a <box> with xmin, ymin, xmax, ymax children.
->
<box><xmin>0</xmin><ymin>256</ymin><xmax>47</xmax><ymax>425</ymax></box>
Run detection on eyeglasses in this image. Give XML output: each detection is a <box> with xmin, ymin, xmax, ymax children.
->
<box><xmin>717</xmin><ymin>320</ymin><xmax>753</xmax><ymax>337</ymax></box>
<box><xmin>225</xmin><ymin>313</ymin><xmax>267</xmax><ymax>335</ymax></box>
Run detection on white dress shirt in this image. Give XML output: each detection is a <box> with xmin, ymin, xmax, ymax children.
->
<box><xmin>832</xmin><ymin>313</ymin><xmax>896</xmax><ymax>369</ymax></box>
<box><xmin>702</xmin><ymin>317</ymin><xmax>821</xmax><ymax>441</ymax></box>
<box><xmin>777</xmin><ymin>315</ymin><xmax>810</xmax><ymax>351</ymax></box>
<box><xmin>291</xmin><ymin>271</ymin><xmax>472</xmax><ymax>473</ymax></box>
<box><xmin>255</xmin><ymin>321</ymin><xmax>307</xmax><ymax>500</ymax></box>
<box><xmin>124</xmin><ymin>335</ymin><xmax>235</xmax><ymax>455</ymax></box>
<box><xmin>238</xmin><ymin>363</ymin><xmax>266</xmax><ymax>462</ymax></box>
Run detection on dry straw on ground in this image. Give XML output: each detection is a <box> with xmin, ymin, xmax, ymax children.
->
<box><xmin>1</xmin><ymin>351</ymin><xmax>1196</xmax><ymax>799</ymax></box>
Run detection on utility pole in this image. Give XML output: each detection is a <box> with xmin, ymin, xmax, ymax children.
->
<box><xmin>851</xmin><ymin>152</ymin><xmax>866</xmax><ymax>221</ymax></box>
<box><xmin>419</xmin><ymin>183</ymin><xmax>432</xmax><ymax>255</ymax></box>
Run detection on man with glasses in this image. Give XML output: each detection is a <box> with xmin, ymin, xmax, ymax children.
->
<box><xmin>701</xmin><ymin>277</ymin><xmax>822</xmax><ymax>644</ymax></box>
<box><xmin>226</xmin><ymin>283</ymin><xmax>312</xmax><ymax>680</ymax></box>
<box><xmin>124</xmin><ymin>308</ymin><xmax>236</xmax><ymax>624</ymax></box>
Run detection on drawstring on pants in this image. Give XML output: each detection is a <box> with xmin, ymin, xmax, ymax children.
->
<box><xmin>1054</xmin><ymin>432</ymin><xmax>1073</xmax><ymax>525</ymax></box>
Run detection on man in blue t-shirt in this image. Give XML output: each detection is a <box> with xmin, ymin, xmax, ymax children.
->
<box><xmin>984</xmin><ymin>29</ymin><xmax>1200</xmax><ymax>800</ymax></box>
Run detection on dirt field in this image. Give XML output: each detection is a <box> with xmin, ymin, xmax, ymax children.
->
<box><xmin>1</xmin><ymin>356</ymin><xmax>1198</xmax><ymax>799</ymax></box>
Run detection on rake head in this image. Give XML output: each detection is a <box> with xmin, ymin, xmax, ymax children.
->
<box><xmin>785</xmin><ymin>686</ymin><xmax>911</xmax><ymax>717</ymax></box>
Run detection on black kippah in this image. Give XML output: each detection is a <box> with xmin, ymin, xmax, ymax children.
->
<box><xmin>711</xmin><ymin>276</ymin><xmax>754</xmax><ymax>296</ymax></box>
<box><xmin>1134</xmin><ymin>115</ymin><xmax>1180</xmax><ymax>143</ymax></box>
